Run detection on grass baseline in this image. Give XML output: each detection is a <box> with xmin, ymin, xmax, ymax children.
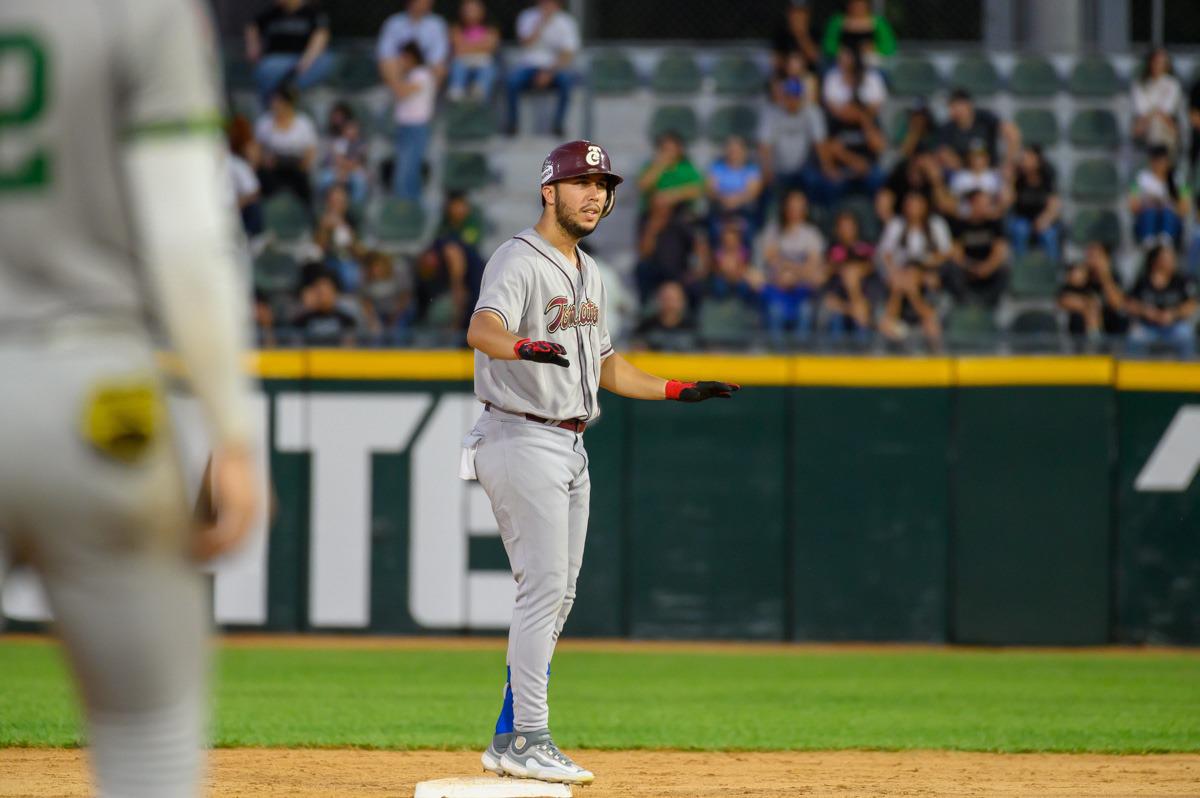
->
<box><xmin>0</xmin><ymin>637</ymin><xmax>1196</xmax><ymax>754</ymax></box>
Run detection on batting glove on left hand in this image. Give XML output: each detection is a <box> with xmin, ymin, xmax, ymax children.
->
<box><xmin>515</xmin><ymin>338</ymin><xmax>570</xmax><ymax>368</ymax></box>
<box><xmin>665</xmin><ymin>380</ymin><xmax>741</xmax><ymax>402</ymax></box>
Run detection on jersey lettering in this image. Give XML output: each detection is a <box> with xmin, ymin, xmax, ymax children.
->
<box><xmin>545</xmin><ymin>296</ymin><xmax>599</xmax><ymax>334</ymax></box>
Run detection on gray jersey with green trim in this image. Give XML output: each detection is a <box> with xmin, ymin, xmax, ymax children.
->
<box><xmin>0</xmin><ymin>0</ymin><xmax>223</xmax><ymax>332</ymax></box>
<box><xmin>472</xmin><ymin>227</ymin><xmax>614</xmax><ymax>422</ymax></box>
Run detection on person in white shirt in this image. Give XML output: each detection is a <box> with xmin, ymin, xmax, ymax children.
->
<box><xmin>1129</xmin><ymin>145</ymin><xmax>1190</xmax><ymax>247</ymax></box>
<box><xmin>878</xmin><ymin>192</ymin><xmax>953</xmax><ymax>347</ymax></box>
<box><xmin>377</xmin><ymin>0</ymin><xmax>450</xmax><ymax>84</ymax></box>
<box><xmin>506</xmin><ymin>0</ymin><xmax>581</xmax><ymax>136</ymax></box>
<box><xmin>389</xmin><ymin>42</ymin><xmax>437</xmax><ymax>200</ymax></box>
<box><xmin>255</xmin><ymin>85</ymin><xmax>319</xmax><ymax>207</ymax></box>
<box><xmin>1132</xmin><ymin>47</ymin><xmax>1183</xmax><ymax>153</ymax></box>
<box><xmin>945</xmin><ymin>142</ymin><xmax>1011</xmax><ymax>221</ymax></box>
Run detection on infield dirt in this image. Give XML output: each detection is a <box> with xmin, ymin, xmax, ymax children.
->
<box><xmin>3</xmin><ymin>748</ymin><xmax>1199</xmax><ymax>797</ymax></box>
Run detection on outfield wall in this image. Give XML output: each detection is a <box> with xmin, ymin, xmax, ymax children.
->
<box><xmin>3</xmin><ymin>354</ymin><xmax>1198</xmax><ymax>645</ymax></box>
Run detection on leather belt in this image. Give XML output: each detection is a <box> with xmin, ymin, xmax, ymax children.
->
<box><xmin>486</xmin><ymin>403</ymin><xmax>586</xmax><ymax>434</ymax></box>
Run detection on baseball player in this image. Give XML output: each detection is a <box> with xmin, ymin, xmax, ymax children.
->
<box><xmin>464</xmin><ymin>140</ymin><xmax>739</xmax><ymax>785</ymax></box>
<box><xmin>0</xmin><ymin>2</ymin><xmax>259</xmax><ymax>797</ymax></box>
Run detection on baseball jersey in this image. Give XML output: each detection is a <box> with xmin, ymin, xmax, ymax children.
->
<box><xmin>473</xmin><ymin>228</ymin><xmax>613</xmax><ymax>423</ymax></box>
<box><xmin>0</xmin><ymin>0</ymin><xmax>225</xmax><ymax>334</ymax></box>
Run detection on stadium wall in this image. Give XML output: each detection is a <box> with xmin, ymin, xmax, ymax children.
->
<box><xmin>3</xmin><ymin>355</ymin><xmax>1197</xmax><ymax>645</ymax></box>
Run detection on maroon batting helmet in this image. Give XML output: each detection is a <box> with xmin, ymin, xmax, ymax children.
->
<box><xmin>540</xmin><ymin>140</ymin><xmax>624</xmax><ymax>217</ymax></box>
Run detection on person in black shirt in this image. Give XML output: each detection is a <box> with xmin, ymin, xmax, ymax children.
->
<box><xmin>1127</xmin><ymin>245</ymin><xmax>1197</xmax><ymax>357</ymax></box>
<box><xmin>948</xmin><ymin>190</ymin><xmax>1010</xmax><ymax>307</ymax></box>
<box><xmin>633</xmin><ymin>281</ymin><xmax>698</xmax><ymax>352</ymax></box>
<box><xmin>246</xmin><ymin>0</ymin><xmax>333</xmax><ymax>105</ymax></box>
<box><xmin>292</xmin><ymin>269</ymin><xmax>359</xmax><ymax>346</ymax></box>
<box><xmin>1057</xmin><ymin>242</ymin><xmax>1127</xmax><ymax>344</ymax></box>
<box><xmin>770</xmin><ymin>1</ymin><xmax>820</xmax><ymax>79</ymax></box>
<box><xmin>876</xmin><ymin>146</ymin><xmax>942</xmax><ymax>225</ymax></box>
<box><xmin>936</xmin><ymin>88</ymin><xmax>1020</xmax><ymax>173</ymax></box>
<box><xmin>1007</xmin><ymin>145</ymin><xmax>1062</xmax><ymax>259</ymax></box>
<box><xmin>1189</xmin><ymin>76</ymin><xmax>1200</xmax><ymax>170</ymax></box>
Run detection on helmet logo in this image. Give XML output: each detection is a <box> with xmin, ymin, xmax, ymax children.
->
<box><xmin>541</xmin><ymin>160</ymin><xmax>554</xmax><ymax>183</ymax></box>
<box><xmin>585</xmin><ymin>145</ymin><xmax>603</xmax><ymax>166</ymax></box>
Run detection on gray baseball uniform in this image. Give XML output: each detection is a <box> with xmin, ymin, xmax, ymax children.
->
<box><xmin>0</xmin><ymin>2</ymin><xmax>234</xmax><ymax>796</ymax></box>
<box><xmin>463</xmin><ymin>227</ymin><xmax>612</xmax><ymax>733</ymax></box>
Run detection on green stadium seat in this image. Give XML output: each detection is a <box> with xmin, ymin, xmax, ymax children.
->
<box><xmin>443</xmin><ymin>101</ymin><xmax>496</xmax><ymax>142</ymax></box>
<box><xmin>331</xmin><ymin>50</ymin><xmax>379</xmax><ymax>92</ymax></box>
<box><xmin>707</xmin><ymin>105</ymin><xmax>760</xmax><ymax>143</ymax></box>
<box><xmin>1014</xmin><ymin>109</ymin><xmax>1059</xmax><ymax>148</ymax></box>
<box><xmin>442</xmin><ymin>151</ymin><xmax>491</xmax><ymax>192</ymax></box>
<box><xmin>1070</xmin><ymin>208</ymin><xmax>1121</xmax><ymax>249</ymax></box>
<box><xmin>1071</xmin><ymin>159</ymin><xmax>1121</xmax><ymax>202</ymax></box>
<box><xmin>944</xmin><ymin>305</ymin><xmax>999</xmax><ymax>348</ymax></box>
<box><xmin>1009</xmin><ymin>57</ymin><xmax>1061</xmax><ymax>98</ymax></box>
<box><xmin>651</xmin><ymin>51</ymin><xmax>701</xmax><ymax>95</ymax></box>
<box><xmin>1068</xmin><ymin>109</ymin><xmax>1120</xmax><ymax>149</ymax></box>
<box><xmin>253</xmin><ymin>250</ymin><xmax>299</xmax><ymax>294</ymax></box>
<box><xmin>263</xmin><ymin>194</ymin><xmax>311</xmax><ymax>240</ymax></box>
<box><xmin>889</xmin><ymin>58</ymin><xmax>941</xmax><ymax>97</ymax></box>
<box><xmin>419</xmin><ymin>294</ymin><xmax>458</xmax><ymax>330</ymax></box>
<box><xmin>887</xmin><ymin>108</ymin><xmax>910</xmax><ymax>147</ymax></box>
<box><xmin>950</xmin><ymin>56</ymin><xmax>1001</xmax><ymax>97</ymax></box>
<box><xmin>712</xmin><ymin>55</ymin><xmax>763</xmax><ymax>96</ymax></box>
<box><xmin>1068</xmin><ymin>56</ymin><xmax>1121</xmax><ymax>98</ymax></box>
<box><xmin>588</xmin><ymin>50</ymin><xmax>639</xmax><ymax>95</ymax></box>
<box><xmin>370</xmin><ymin>198</ymin><xmax>426</xmax><ymax>243</ymax></box>
<box><xmin>1008</xmin><ymin>309</ymin><xmax>1061</xmax><ymax>352</ymax></box>
<box><xmin>649</xmin><ymin>105</ymin><xmax>699</xmax><ymax>144</ymax></box>
<box><xmin>1009</xmin><ymin>252</ymin><xmax>1059</xmax><ymax>300</ymax></box>
<box><xmin>698</xmin><ymin>298</ymin><xmax>758</xmax><ymax>347</ymax></box>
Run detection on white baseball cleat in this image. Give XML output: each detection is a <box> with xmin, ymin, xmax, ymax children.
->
<box><xmin>481</xmin><ymin>732</ymin><xmax>511</xmax><ymax>776</ymax></box>
<box><xmin>499</xmin><ymin>730</ymin><xmax>594</xmax><ymax>785</ymax></box>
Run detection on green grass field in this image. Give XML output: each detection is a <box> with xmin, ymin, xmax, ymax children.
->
<box><xmin>1</xmin><ymin>639</ymin><xmax>1197</xmax><ymax>754</ymax></box>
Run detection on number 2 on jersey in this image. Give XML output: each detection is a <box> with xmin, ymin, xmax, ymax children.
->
<box><xmin>0</xmin><ymin>33</ymin><xmax>50</xmax><ymax>192</ymax></box>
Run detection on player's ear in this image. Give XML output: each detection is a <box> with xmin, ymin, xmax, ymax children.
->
<box><xmin>541</xmin><ymin>184</ymin><xmax>556</xmax><ymax>207</ymax></box>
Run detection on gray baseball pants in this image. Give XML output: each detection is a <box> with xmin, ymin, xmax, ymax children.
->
<box><xmin>468</xmin><ymin>408</ymin><xmax>590</xmax><ymax>732</ymax></box>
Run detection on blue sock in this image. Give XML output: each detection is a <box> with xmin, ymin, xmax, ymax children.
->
<box><xmin>494</xmin><ymin>666</ymin><xmax>514</xmax><ymax>735</ymax></box>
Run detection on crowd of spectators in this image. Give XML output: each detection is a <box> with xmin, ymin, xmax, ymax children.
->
<box><xmin>231</xmin><ymin>0</ymin><xmax>1200</xmax><ymax>357</ymax></box>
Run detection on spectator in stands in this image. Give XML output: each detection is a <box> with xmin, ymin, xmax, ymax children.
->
<box><xmin>1058</xmin><ymin>243</ymin><xmax>1127</xmax><ymax>346</ymax></box>
<box><xmin>878</xmin><ymin>192</ymin><xmax>952</xmax><ymax>347</ymax></box>
<box><xmin>876</xmin><ymin>144</ymin><xmax>941</xmax><ymax>225</ymax></box>
<box><xmin>360</xmin><ymin>250</ymin><xmax>413</xmax><ymax>340</ymax></box>
<box><xmin>635</xmin><ymin>132</ymin><xmax>706</xmax><ymax>301</ymax></box>
<box><xmin>255</xmin><ymin>85</ymin><xmax>319</xmax><ymax>208</ymax></box>
<box><xmin>1132</xmin><ymin>47</ymin><xmax>1183</xmax><ymax>155</ymax></box>
<box><xmin>936</xmin><ymin>88</ymin><xmax>1020</xmax><ymax>173</ymax></box>
<box><xmin>823</xmin><ymin>210</ymin><xmax>878</xmax><ymax>338</ymax></box>
<box><xmin>1188</xmin><ymin>72</ymin><xmax>1200</xmax><ymax>171</ymax></box>
<box><xmin>506</xmin><ymin>0</ymin><xmax>581</xmax><ymax>137</ymax></box>
<box><xmin>253</xmin><ymin>289</ymin><xmax>276</xmax><ymax>348</ymax></box>
<box><xmin>701</xmin><ymin>221</ymin><xmax>765</xmax><ymax>310</ymax></box>
<box><xmin>761</xmin><ymin>190</ymin><xmax>826</xmax><ymax>339</ymax></box>
<box><xmin>633</xmin><ymin>281</ymin><xmax>698</xmax><ymax>352</ymax></box>
<box><xmin>896</xmin><ymin>105</ymin><xmax>938</xmax><ymax>160</ymax></box>
<box><xmin>819</xmin><ymin>45</ymin><xmax>887</xmax><ymax>203</ymax></box>
<box><xmin>707</xmin><ymin>135</ymin><xmax>765</xmax><ymax>240</ymax></box>
<box><xmin>448</xmin><ymin>0</ymin><xmax>501</xmax><ymax>102</ymax></box>
<box><xmin>1129</xmin><ymin>145</ymin><xmax>1190</xmax><ymax>248</ymax></box>
<box><xmin>228</xmin><ymin>116</ymin><xmax>264</xmax><ymax>238</ymax></box>
<box><xmin>948</xmin><ymin>190</ymin><xmax>1010</xmax><ymax>308</ymax></box>
<box><xmin>821</xmin><ymin>0</ymin><xmax>896</xmax><ymax>66</ymax></box>
<box><xmin>1007</xmin><ymin>145</ymin><xmax>1061</xmax><ymax>259</ymax></box>
<box><xmin>945</xmin><ymin>141</ymin><xmax>1011</xmax><ymax>221</ymax></box>
<box><xmin>292</xmin><ymin>269</ymin><xmax>359</xmax><ymax>346</ymax></box>
<box><xmin>1127</xmin><ymin>245</ymin><xmax>1197</xmax><ymax>357</ymax></box>
<box><xmin>433</xmin><ymin>192</ymin><xmax>488</xmax><ymax>325</ymax></box>
<box><xmin>315</xmin><ymin>184</ymin><xmax>367</xmax><ymax>292</ymax></box>
<box><xmin>414</xmin><ymin>225</ymin><xmax>474</xmax><ymax>331</ymax></box>
<box><xmin>317</xmin><ymin>102</ymin><xmax>370</xmax><ymax>206</ymax></box>
<box><xmin>758</xmin><ymin>53</ymin><xmax>832</xmax><ymax>197</ymax></box>
<box><xmin>386</xmin><ymin>43</ymin><xmax>437</xmax><ymax>201</ymax></box>
<box><xmin>245</xmin><ymin>0</ymin><xmax>333</xmax><ymax>106</ymax></box>
<box><xmin>771</xmin><ymin>0</ymin><xmax>820</xmax><ymax>77</ymax></box>
<box><xmin>377</xmin><ymin>0</ymin><xmax>450</xmax><ymax>84</ymax></box>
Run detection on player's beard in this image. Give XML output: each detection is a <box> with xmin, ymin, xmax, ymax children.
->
<box><xmin>554</xmin><ymin>189</ymin><xmax>601</xmax><ymax>240</ymax></box>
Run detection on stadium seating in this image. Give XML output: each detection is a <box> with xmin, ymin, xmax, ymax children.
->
<box><xmin>1068</xmin><ymin>55</ymin><xmax>1122</xmax><ymax>98</ymax></box>
<box><xmin>652</xmin><ymin>51</ymin><xmax>702</xmax><ymax>95</ymax></box>
<box><xmin>1070</xmin><ymin>208</ymin><xmax>1121</xmax><ymax>249</ymax></box>
<box><xmin>698</xmin><ymin>299</ymin><xmax>758</xmax><ymax>347</ymax></box>
<box><xmin>1009</xmin><ymin>252</ymin><xmax>1060</xmax><ymax>300</ymax></box>
<box><xmin>945</xmin><ymin>305</ymin><xmax>1000</xmax><ymax>348</ymax></box>
<box><xmin>889</xmin><ymin>57</ymin><xmax>942</xmax><ymax>97</ymax></box>
<box><xmin>1068</xmin><ymin>109</ymin><xmax>1120</xmax><ymax>149</ymax></box>
<box><xmin>443</xmin><ymin>101</ymin><xmax>497</xmax><ymax>143</ymax></box>
<box><xmin>707</xmin><ymin>105</ymin><xmax>760</xmax><ymax>142</ymax></box>
<box><xmin>1008</xmin><ymin>57</ymin><xmax>1061</xmax><ymax>98</ymax></box>
<box><xmin>441</xmin><ymin>151</ymin><xmax>491</xmax><ymax>192</ymax></box>
<box><xmin>588</xmin><ymin>50</ymin><xmax>640</xmax><ymax>95</ymax></box>
<box><xmin>253</xmin><ymin>249</ymin><xmax>299</xmax><ymax>294</ymax></box>
<box><xmin>1014</xmin><ymin>109</ymin><xmax>1060</xmax><ymax>147</ymax></box>
<box><xmin>951</xmin><ymin>55</ymin><xmax>1001</xmax><ymax>97</ymax></box>
<box><xmin>369</xmin><ymin>198</ymin><xmax>426</xmax><ymax>245</ymax></box>
<box><xmin>1070</xmin><ymin>159</ymin><xmax>1121</xmax><ymax>203</ymax></box>
<box><xmin>712</xmin><ymin>54</ymin><xmax>764</xmax><ymax>96</ymax></box>
<box><xmin>263</xmin><ymin>194</ymin><xmax>311</xmax><ymax>241</ymax></box>
<box><xmin>1008</xmin><ymin>308</ymin><xmax>1061</xmax><ymax>352</ymax></box>
<box><xmin>650</xmin><ymin>105</ymin><xmax>700</xmax><ymax>143</ymax></box>
<box><xmin>330</xmin><ymin>50</ymin><xmax>379</xmax><ymax>92</ymax></box>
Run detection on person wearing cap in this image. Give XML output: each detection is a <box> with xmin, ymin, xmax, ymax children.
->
<box><xmin>464</xmin><ymin>140</ymin><xmax>739</xmax><ymax>785</ymax></box>
<box><xmin>936</xmin><ymin>88</ymin><xmax>1021</xmax><ymax>173</ymax></box>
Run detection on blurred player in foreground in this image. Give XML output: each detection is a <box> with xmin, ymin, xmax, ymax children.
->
<box><xmin>0</xmin><ymin>1</ymin><xmax>259</xmax><ymax>796</ymax></box>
